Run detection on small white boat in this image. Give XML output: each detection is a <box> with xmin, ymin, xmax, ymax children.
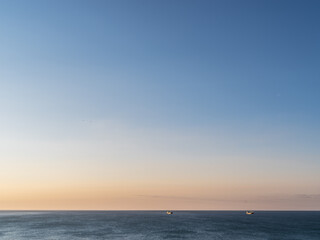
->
<box><xmin>166</xmin><ymin>211</ymin><xmax>173</xmax><ymax>215</ymax></box>
<box><xmin>246</xmin><ymin>211</ymin><xmax>254</xmax><ymax>215</ymax></box>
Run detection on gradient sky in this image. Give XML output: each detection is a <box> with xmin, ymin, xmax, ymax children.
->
<box><xmin>0</xmin><ymin>0</ymin><xmax>319</xmax><ymax>210</ymax></box>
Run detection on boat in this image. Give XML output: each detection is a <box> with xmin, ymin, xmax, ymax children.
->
<box><xmin>166</xmin><ymin>211</ymin><xmax>173</xmax><ymax>215</ymax></box>
<box><xmin>246</xmin><ymin>211</ymin><xmax>254</xmax><ymax>215</ymax></box>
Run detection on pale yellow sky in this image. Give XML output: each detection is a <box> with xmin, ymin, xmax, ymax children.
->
<box><xmin>1</xmin><ymin>121</ymin><xmax>319</xmax><ymax>210</ymax></box>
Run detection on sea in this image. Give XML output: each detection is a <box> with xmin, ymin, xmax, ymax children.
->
<box><xmin>0</xmin><ymin>211</ymin><xmax>319</xmax><ymax>239</ymax></box>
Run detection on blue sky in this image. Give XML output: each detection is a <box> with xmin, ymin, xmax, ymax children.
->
<box><xmin>0</xmin><ymin>0</ymin><xmax>319</xmax><ymax>209</ymax></box>
<box><xmin>1</xmin><ymin>0</ymin><xmax>319</xmax><ymax>125</ymax></box>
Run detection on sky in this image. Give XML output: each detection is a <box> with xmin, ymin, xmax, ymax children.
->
<box><xmin>0</xmin><ymin>0</ymin><xmax>319</xmax><ymax>210</ymax></box>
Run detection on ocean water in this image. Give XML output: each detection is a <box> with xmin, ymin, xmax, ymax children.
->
<box><xmin>0</xmin><ymin>211</ymin><xmax>319</xmax><ymax>239</ymax></box>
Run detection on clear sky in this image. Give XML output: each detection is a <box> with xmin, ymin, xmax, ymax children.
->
<box><xmin>0</xmin><ymin>0</ymin><xmax>319</xmax><ymax>210</ymax></box>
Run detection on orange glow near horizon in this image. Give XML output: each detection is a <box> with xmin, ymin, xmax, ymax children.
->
<box><xmin>1</xmin><ymin>177</ymin><xmax>319</xmax><ymax>210</ymax></box>
<box><xmin>1</xmin><ymin>122</ymin><xmax>319</xmax><ymax>210</ymax></box>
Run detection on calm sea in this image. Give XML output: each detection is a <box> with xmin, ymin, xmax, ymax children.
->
<box><xmin>0</xmin><ymin>211</ymin><xmax>319</xmax><ymax>239</ymax></box>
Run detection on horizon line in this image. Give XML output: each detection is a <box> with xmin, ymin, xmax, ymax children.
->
<box><xmin>1</xmin><ymin>209</ymin><xmax>319</xmax><ymax>212</ymax></box>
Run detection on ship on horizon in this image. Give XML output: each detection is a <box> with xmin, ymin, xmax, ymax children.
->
<box><xmin>246</xmin><ymin>211</ymin><xmax>255</xmax><ymax>215</ymax></box>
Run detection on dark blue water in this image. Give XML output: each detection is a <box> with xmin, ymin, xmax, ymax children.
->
<box><xmin>0</xmin><ymin>211</ymin><xmax>319</xmax><ymax>239</ymax></box>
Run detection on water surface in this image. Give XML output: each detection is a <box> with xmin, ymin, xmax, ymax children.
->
<box><xmin>0</xmin><ymin>211</ymin><xmax>319</xmax><ymax>239</ymax></box>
